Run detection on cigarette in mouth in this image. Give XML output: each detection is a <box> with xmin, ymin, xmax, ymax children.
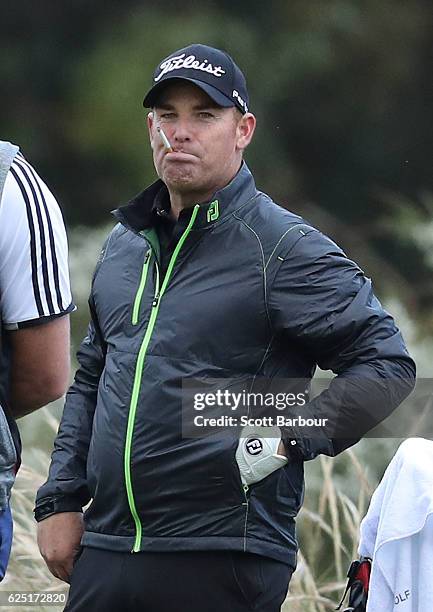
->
<box><xmin>157</xmin><ymin>126</ymin><xmax>173</xmax><ymax>152</ymax></box>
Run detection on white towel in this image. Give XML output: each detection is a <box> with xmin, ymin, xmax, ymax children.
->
<box><xmin>359</xmin><ymin>438</ymin><xmax>433</xmax><ymax>611</ymax></box>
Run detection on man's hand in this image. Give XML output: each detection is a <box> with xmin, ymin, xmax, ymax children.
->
<box><xmin>37</xmin><ymin>512</ymin><xmax>84</xmax><ymax>583</ymax></box>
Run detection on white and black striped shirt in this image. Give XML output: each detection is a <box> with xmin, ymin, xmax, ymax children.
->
<box><xmin>0</xmin><ymin>153</ymin><xmax>74</xmax><ymax>329</ymax></box>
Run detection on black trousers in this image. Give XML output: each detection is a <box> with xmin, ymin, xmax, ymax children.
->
<box><xmin>64</xmin><ymin>547</ymin><xmax>293</xmax><ymax>612</ymax></box>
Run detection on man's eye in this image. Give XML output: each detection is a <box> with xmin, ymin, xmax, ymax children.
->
<box><xmin>159</xmin><ymin>113</ymin><xmax>176</xmax><ymax>120</ymax></box>
<box><xmin>198</xmin><ymin>112</ymin><xmax>214</xmax><ymax>119</ymax></box>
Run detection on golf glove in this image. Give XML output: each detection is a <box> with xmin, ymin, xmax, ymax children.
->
<box><xmin>235</xmin><ymin>426</ymin><xmax>288</xmax><ymax>486</ymax></box>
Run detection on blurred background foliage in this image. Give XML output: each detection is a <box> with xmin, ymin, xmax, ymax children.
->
<box><xmin>1</xmin><ymin>2</ymin><xmax>432</xmax><ymax>608</ymax></box>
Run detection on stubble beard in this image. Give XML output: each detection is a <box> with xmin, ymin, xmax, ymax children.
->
<box><xmin>163</xmin><ymin>164</ymin><xmax>207</xmax><ymax>195</ymax></box>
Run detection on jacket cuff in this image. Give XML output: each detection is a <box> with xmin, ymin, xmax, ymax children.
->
<box><xmin>282</xmin><ymin>437</ymin><xmax>305</xmax><ymax>461</ymax></box>
<box><xmin>34</xmin><ymin>497</ymin><xmax>83</xmax><ymax>523</ymax></box>
<box><xmin>281</xmin><ymin>427</ymin><xmax>335</xmax><ymax>461</ymax></box>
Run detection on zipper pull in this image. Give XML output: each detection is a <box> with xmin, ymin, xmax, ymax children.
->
<box><xmin>243</xmin><ymin>484</ymin><xmax>249</xmax><ymax>495</ymax></box>
<box><xmin>152</xmin><ymin>295</ymin><xmax>159</xmax><ymax>307</ymax></box>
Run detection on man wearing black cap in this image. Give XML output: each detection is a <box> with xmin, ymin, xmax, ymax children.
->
<box><xmin>35</xmin><ymin>44</ymin><xmax>415</xmax><ymax>611</ymax></box>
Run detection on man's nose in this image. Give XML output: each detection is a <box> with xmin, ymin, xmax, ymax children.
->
<box><xmin>171</xmin><ymin>118</ymin><xmax>192</xmax><ymax>143</ymax></box>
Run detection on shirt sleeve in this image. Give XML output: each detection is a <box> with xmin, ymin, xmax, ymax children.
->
<box><xmin>0</xmin><ymin>153</ymin><xmax>75</xmax><ymax>329</ymax></box>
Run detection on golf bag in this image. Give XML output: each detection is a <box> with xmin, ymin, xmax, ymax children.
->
<box><xmin>336</xmin><ymin>556</ymin><xmax>371</xmax><ymax>612</ymax></box>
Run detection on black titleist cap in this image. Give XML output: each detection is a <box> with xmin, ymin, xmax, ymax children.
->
<box><xmin>143</xmin><ymin>43</ymin><xmax>249</xmax><ymax>114</ymax></box>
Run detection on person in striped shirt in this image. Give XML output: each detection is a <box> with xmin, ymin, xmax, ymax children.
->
<box><xmin>0</xmin><ymin>141</ymin><xmax>74</xmax><ymax>579</ymax></box>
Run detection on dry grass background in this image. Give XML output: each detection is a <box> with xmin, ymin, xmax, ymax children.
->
<box><xmin>282</xmin><ymin>449</ymin><xmax>374</xmax><ymax>611</ymax></box>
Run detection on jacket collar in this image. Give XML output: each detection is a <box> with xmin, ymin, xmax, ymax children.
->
<box><xmin>112</xmin><ymin>161</ymin><xmax>257</xmax><ymax>233</ymax></box>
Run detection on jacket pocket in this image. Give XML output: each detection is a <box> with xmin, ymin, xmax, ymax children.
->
<box><xmin>131</xmin><ymin>249</ymin><xmax>151</xmax><ymax>325</ymax></box>
<box><xmin>223</xmin><ymin>437</ymin><xmax>250</xmax><ymax>503</ymax></box>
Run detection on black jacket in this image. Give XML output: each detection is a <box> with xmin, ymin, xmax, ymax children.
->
<box><xmin>35</xmin><ymin>163</ymin><xmax>415</xmax><ymax>567</ymax></box>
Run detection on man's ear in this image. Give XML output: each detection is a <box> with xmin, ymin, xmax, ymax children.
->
<box><xmin>147</xmin><ymin>111</ymin><xmax>155</xmax><ymax>150</ymax></box>
<box><xmin>236</xmin><ymin>112</ymin><xmax>256</xmax><ymax>152</ymax></box>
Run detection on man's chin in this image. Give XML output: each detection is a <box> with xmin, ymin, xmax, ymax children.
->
<box><xmin>163</xmin><ymin>170</ymin><xmax>200</xmax><ymax>192</ymax></box>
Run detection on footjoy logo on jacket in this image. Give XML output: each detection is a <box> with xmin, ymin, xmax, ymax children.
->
<box><xmin>154</xmin><ymin>54</ymin><xmax>226</xmax><ymax>82</ymax></box>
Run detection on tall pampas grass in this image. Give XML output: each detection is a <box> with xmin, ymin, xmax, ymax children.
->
<box><xmin>283</xmin><ymin>448</ymin><xmax>375</xmax><ymax>611</ymax></box>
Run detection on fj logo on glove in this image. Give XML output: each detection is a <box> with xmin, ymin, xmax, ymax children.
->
<box><xmin>245</xmin><ymin>439</ymin><xmax>263</xmax><ymax>455</ymax></box>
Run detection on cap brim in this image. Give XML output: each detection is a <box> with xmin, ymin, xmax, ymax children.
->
<box><xmin>143</xmin><ymin>77</ymin><xmax>235</xmax><ymax>109</ymax></box>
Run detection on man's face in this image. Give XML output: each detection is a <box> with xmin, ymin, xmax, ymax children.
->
<box><xmin>147</xmin><ymin>81</ymin><xmax>255</xmax><ymax>199</ymax></box>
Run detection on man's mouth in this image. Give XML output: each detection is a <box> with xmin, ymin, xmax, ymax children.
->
<box><xmin>164</xmin><ymin>150</ymin><xmax>197</xmax><ymax>162</ymax></box>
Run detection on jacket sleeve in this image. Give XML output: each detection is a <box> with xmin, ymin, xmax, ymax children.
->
<box><xmin>34</xmin><ymin>295</ymin><xmax>106</xmax><ymax>521</ymax></box>
<box><xmin>268</xmin><ymin>228</ymin><xmax>416</xmax><ymax>460</ymax></box>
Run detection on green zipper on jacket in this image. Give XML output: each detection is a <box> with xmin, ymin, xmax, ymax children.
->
<box><xmin>131</xmin><ymin>249</ymin><xmax>151</xmax><ymax>325</ymax></box>
<box><xmin>242</xmin><ymin>483</ymin><xmax>250</xmax><ymax>551</ymax></box>
<box><xmin>124</xmin><ymin>205</ymin><xmax>200</xmax><ymax>553</ymax></box>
